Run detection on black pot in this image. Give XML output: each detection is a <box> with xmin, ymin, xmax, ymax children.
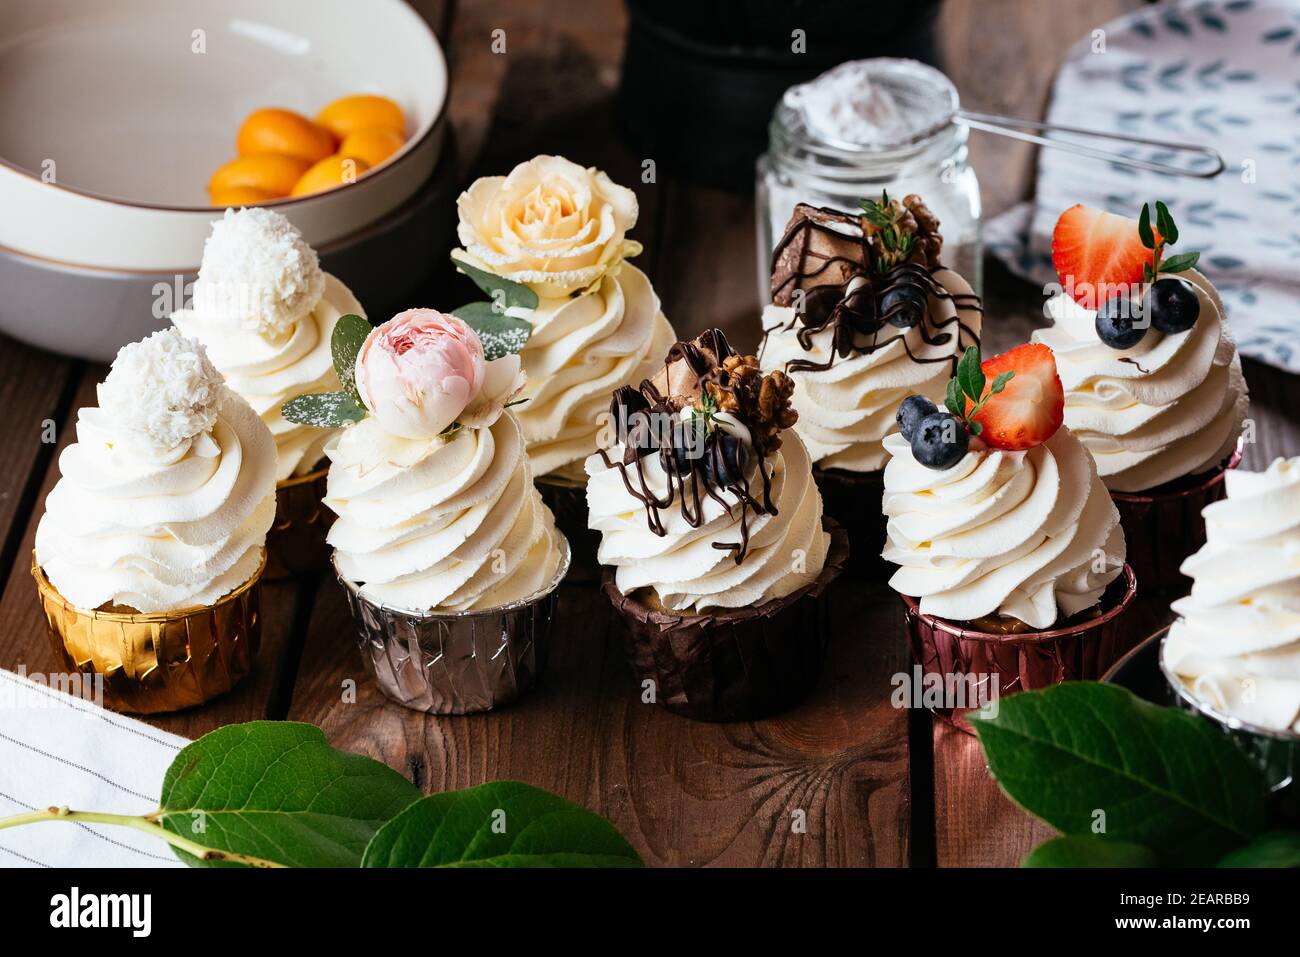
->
<box><xmin>616</xmin><ymin>0</ymin><xmax>943</xmax><ymax>191</ymax></box>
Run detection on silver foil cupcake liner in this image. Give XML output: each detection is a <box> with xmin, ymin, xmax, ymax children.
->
<box><xmin>1158</xmin><ymin>629</ymin><xmax>1299</xmax><ymax>793</ymax></box>
<box><xmin>334</xmin><ymin>535</ymin><xmax>570</xmax><ymax>714</ymax></box>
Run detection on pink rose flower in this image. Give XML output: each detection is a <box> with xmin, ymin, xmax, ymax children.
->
<box><xmin>355</xmin><ymin>310</ymin><xmax>486</xmax><ymax>439</ymax></box>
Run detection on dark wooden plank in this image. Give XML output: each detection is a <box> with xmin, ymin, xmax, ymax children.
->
<box><xmin>0</xmin><ymin>366</ymin><xmax>308</xmax><ymax>738</ymax></box>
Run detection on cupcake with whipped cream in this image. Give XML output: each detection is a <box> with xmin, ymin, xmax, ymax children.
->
<box><xmin>760</xmin><ymin>194</ymin><xmax>982</xmax><ymax>571</ymax></box>
<box><xmin>587</xmin><ymin>329</ymin><xmax>847</xmax><ymax>721</ymax></box>
<box><xmin>883</xmin><ymin>342</ymin><xmax>1135</xmax><ymax>720</ymax></box>
<box><xmin>452</xmin><ymin>155</ymin><xmax>677</xmax><ymax>560</ymax></box>
<box><xmin>1162</xmin><ymin>457</ymin><xmax>1300</xmax><ymax>739</ymax></box>
<box><xmin>318</xmin><ymin>309</ymin><xmax>568</xmax><ymax>713</ymax></box>
<box><xmin>172</xmin><ymin>206</ymin><xmax>366</xmax><ymax>575</ymax></box>
<box><xmin>33</xmin><ymin>328</ymin><xmax>276</xmax><ymax>713</ymax></box>
<box><xmin>1035</xmin><ymin>202</ymin><xmax>1248</xmax><ymax>589</ymax></box>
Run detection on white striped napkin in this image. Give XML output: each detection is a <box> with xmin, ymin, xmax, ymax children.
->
<box><xmin>0</xmin><ymin>668</ymin><xmax>188</xmax><ymax>868</ymax></box>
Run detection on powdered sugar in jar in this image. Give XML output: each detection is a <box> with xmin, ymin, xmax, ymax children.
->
<box><xmin>757</xmin><ymin>58</ymin><xmax>982</xmax><ymax>302</ymax></box>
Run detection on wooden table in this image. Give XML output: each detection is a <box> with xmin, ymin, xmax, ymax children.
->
<box><xmin>3</xmin><ymin>0</ymin><xmax>1296</xmax><ymax>867</ymax></box>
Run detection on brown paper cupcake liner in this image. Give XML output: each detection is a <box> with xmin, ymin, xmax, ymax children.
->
<box><xmin>265</xmin><ymin>465</ymin><xmax>333</xmax><ymax>580</ymax></box>
<box><xmin>1111</xmin><ymin>446</ymin><xmax>1241</xmax><ymax>595</ymax></box>
<box><xmin>536</xmin><ymin>472</ymin><xmax>601</xmax><ymax>583</ymax></box>
<box><xmin>335</xmin><ymin>535</ymin><xmax>570</xmax><ymax>715</ymax></box>
<box><xmin>902</xmin><ymin>564</ymin><xmax>1138</xmax><ymax>731</ymax></box>
<box><xmin>1157</xmin><ymin>627</ymin><xmax>1300</xmax><ymax>793</ymax></box>
<box><xmin>814</xmin><ymin>466</ymin><xmax>886</xmax><ymax>579</ymax></box>
<box><xmin>604</xmin><ymin>519</ymin><xmax>849</xmax><ymax>722</ymax></box>
<box><xmin>32</xmin><ymin>549</ymin><xmax>265</xmax><ymax>715</ymax></box>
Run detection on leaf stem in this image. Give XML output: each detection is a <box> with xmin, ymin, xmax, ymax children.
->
<box><xmin>0</xmin><ymin>806</ymin><xmax>286</xmax><ymax>868</ymax></box>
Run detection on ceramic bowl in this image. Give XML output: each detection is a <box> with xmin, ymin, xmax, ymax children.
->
<box><xmin>0</xmin><ymin>0</ymin><xmax>447</xmax><ymax>270</ymax></box>
<box><xmin>0</xmin><ymin>133</ymin><xmax>460</xmax><ymax>361</ymax></box>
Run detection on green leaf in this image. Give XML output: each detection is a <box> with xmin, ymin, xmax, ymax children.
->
<box><xmin>1138</xmin><ymin>203</ymin><xmax>1155</xmax><ymax>250</ymax></box>
<box><xmin>158</xmin><ymin>722</ymin><xmax>421</xmax><ymax>868</ymax></box>
<box><xmin>361</xmin><ymin>781</ymin><xmax>642</xmax><ymax>868</ymax></box>
<box><xmin>968</xmin><ymin>683</ymin><xmax>1267</xmax><ymax>866</ymax></box>
<box><xmin>1023</xmin><ymin>835</ymin><xmax>1161</xmax><ymax>868</ymax></box>
<box><xmin>451</xmin><ymin>255</ymin><xmax>539</xmax><ymax>311</ymax></box>
<box><xmin>1218</xmin><ymin>832</ymin><xmax>1300</xmax><ymax>868</ymax></box>
<box><xmin>956</xmin><ymin>346</ymin><xmax>985</xmax><ymax>403</ymax></box>
<box><xmin>331</xmin><ymin>313</ymin><xmax>371</xmax><ymax>400</ymax></box>
<box><xmin>282</xmin><ymin>391</ymin><xmax>368</xmax><ymax>428</ymax></box>
<box><xmin>988</xmin><ymin>370</ymin><xmax>1014</xmax><ymax>395</ymax></box>
<box><xmin>1143</xmin><ymin>261</ymin><xmax>1155</xmax><ymax>282</ymax></box>
<box><xmin>1155</xmin><ymin>200</ymin><xmax>1178</xmax><ymax>245</ymax></box>
<box><xmin>968</xmin><ymin>419</ymin><xmax>983</xmax><ymax>436</ymax></box>
<box><xmin>1159</xmin><ymin>251</ymin><xmax>1200</xmax><ymax>273</ymax></box>
<box><xmin>451</xmin><ymin>301</ymin><xmax>532</xmax><ymax>360</ymax></box>
<box><xmin>944</xmin><ymin>377</ymin><xmax>964</xmax><ymax>418</ymax></box>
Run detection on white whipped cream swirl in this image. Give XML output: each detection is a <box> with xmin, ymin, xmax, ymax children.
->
<box><xmin>1164</xmin><ymin>457</ymin><xmax>1300</xmax><ymax>733</ymax></box>
<box><xmin>760</xmin><ymin>267</ymin><xmax>981</xmax><ymax>472</ymax></box>
<box><xmin>586</xmin><ymin>430</ymin><xmax>829</xmax><ymax>613</ymax></box>
<box><xmin>512</xmin><ymin>264</ymin><xmax>675</xmax><ymax>479</ymax></box>
<box><xmin>1032</xmin><ymin>270</ymin><xmax>1247</xmax><ymax>493</ymax></box>
<box><xmin>36</xmin><ymin>387</ymin><xmax>276</xmax><ymax>613</ymax></box>
<box><xmin>883</xmin><ymin>426</ymin><xmax>1125</xmax><ymax>629</ymax></box>
<box><xmin>326</xmin><ymin>412</ymin><xmax>563</xmax><ymax>613</ymax></box>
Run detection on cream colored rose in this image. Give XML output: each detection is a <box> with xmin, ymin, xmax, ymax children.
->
<box><xmin>454</xmin><ymin>154</ymin><xmax>642</xmax><ymax>297</ymax></box>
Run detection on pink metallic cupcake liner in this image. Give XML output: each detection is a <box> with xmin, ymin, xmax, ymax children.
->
<box><xmin>1110</xmin><ymin>447</ymin><xmax>1242</xmax><ymax>594</ymax></box>
<box><xmin>902</xmin><ymin>564</ymin><xmax>1138</xmax><ymax>731</ymax></box>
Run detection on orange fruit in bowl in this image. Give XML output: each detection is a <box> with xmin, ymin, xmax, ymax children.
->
<box><xmin>316</xmin><ymin>95</ymin><xmax>405</xmax><ymax>140</ymax></box>
<box><xmin>337</xmin><ymin>127</ymin><xmax>405</xmax><ymax>168</ymax></box>
<box><xmin>208</xmin><ymin>185</ymin><xmax>275</xmax><ymax>208</ymax></box>
<box><xmin>209</xmin><ymin>154</ymin><xmax>310</xmax><ymax>199</ymax></box>
<box><xmin>236</xmin><ymin>108</ymin><xmax>336</xmax><ymax>164</ymax></box>
<box><xmin>291</xmin><ymin>154</ymin><xmax>372</xmax><ymax>197</ymax></box>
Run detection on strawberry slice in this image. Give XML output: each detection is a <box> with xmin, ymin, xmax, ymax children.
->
<box><xmin>966</xmin><ymin>343</ymin><xmax>1064</xmax><ymax>451</ymax></box>
<box><xmin>1051</xmin><ymin>204</ymin><xmax>1156</xmax><ymax>308</ymax></box>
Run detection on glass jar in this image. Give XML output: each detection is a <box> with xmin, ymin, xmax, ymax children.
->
<box><xmin>756</xmin><ymin>59</ymin><xmax>982</xmax><ymax>304</ymax></box>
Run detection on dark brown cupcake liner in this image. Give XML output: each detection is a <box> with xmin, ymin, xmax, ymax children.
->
<box><xmin>265</xmin><ymin>466</ymin><xmax>334</xmax><ymax>580</ymax></box>
<box><xmin>814</xmin><ymin>466</ymin><xmax>886</xmax><ymax>579</ymax></box>
<box><xmin>536</xmin><ymin>472</ymin><xmax>601</xmax><ymax>583</ymax></box>
<box><xmin>603</xmin><ymin>519</ymin><xmax>849</xmax><ymax>722</ymax></box>
<box><xmin>1110</xmin><ymin>447</ymin><xmax>1241</xmax><ymax>595</ymax></box>
<box><xmin>902</xmin><ymin>564</ymin><xmax>1138</xmax><ymax>732</ymax></box>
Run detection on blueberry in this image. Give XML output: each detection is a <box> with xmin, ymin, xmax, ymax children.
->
<box><xmin>897</xmin><ymin>394</ymin><xmax>938</xmax><ymax>441</ymax></box>
<box><xmin>625</xmin><ymin>409</ymin><xmax>659</xmax><ymax>454</ymax></box>
<box><xmin>911</xmin><ymin>412</ymin><xmax>969</xmax><ymax>470</ymax></box>
<box><xmin>705</xmin><ymin>434</ymin><xmax>746</xmax><ymax>486</ymax></box>
<box><xmin>1146</xmin><ymin>276</ymin><xmax>1200</xmax><ymax>335</ymax></box>
<box><xmin>1095</xmin><ymin>296</ymin><xmax>1147</xmax><ymax>350</ymax></box>
<box><xmin>881</xmin><ymin>284</ymin><xmax>927</xmax><ymax>329</ymax></box>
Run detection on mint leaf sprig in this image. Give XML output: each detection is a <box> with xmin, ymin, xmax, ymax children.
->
<box><xmin>943</xmin><ymin>346</ymin><xmax>1013</xmax><ymax>438</ymax></box>
<box><xmin>1138</xmin><ymin>201</ymin><xmax>1200</xmax><ymax>282</ymax></box>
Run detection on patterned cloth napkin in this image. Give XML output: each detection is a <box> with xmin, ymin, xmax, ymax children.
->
<box><xmin>986</xmin><ymin>0</ymin><xmax>1300</xmax><ymax>372</ymax></box>
<box><xmin>0</xmin><ymin>669</ymin><xmax>187</xmax><ymax>868</ymax></box>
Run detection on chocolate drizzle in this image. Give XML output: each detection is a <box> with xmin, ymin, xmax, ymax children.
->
<box><xmin>599</xmin><ymin>330</ymin><xmax>781</xmax><ymax>564</ymax></box>
<box><xmin>764</xmin><ymin>202</ymin><xmax>982</xmax><ymax>376</ymax></box>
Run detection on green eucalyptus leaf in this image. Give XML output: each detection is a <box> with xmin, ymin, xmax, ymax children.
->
<box><xmin>969</xmin><ymin>682</ymin><xmax>1267</xmax><ymax>867</ymax></box>
<box><xmin>451</xmin><ymin>255</ymin><xmax>539</xmax><ymax>311</ymax></box>
<box><xmin>944</xmin><ymin>377</ymin><xmax>964</xmax><ymax>418</ymax></box>
<box><xmin>361</xmin><ymin>781</ymin><xmax>642</xmax><ymax>868</ymax></box>
<box><xmin>452</xmin><ymin>301</ymin><xmax>532</xmax><ymax>360</ymax></box>
<box><xmin>1159</xmin><ymin>251</ymin><xmax>1200</xmax><ymax>274</ymax></box>
<box><xmin>1138</xmin><ymin>203</ymin><xmax>1155</xmax><ymax>249</ymax></box>
<box><xmin>1023</xmin><ymin>835</ymin><xmax>1161</xmax><ymax>868</ymax></box>
<box><xmin>956</xmin><ymin>346</ymin><xmax>985</xmax><ymax>403</ymax></box>
<box><xmin>282</xmin><ymin>391</ymin><xmax>368</xmax><ymax>428</ymax></box>
<box><xmin>331</xmin><ymin>313</ymin><xmax>371</xmax><ymax>400</ymax></box>
<box><xmin>1155</xmin><ymin>200</ymin><xmax>1178</xmax><ymax>245</ymax></box>
<box><xmin>158</xmin><ymin>722</ymin><xmax>420</xmax><ymax>868</ymax></box>
<box><xmin>1218</xmin><ymin>831</ymin><xmax>1300</xmax><ymax>868</ymax></box>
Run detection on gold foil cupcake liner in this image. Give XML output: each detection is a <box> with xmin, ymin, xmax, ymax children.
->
<box><xmin>265</xmin><ymin>465</ymin><xmax>333</xmax><ymax>580</ymax></box>
<box><xmin>1157</xmin><ymin>628</ymin><xmax>1300</xmax><ymax>792</ymax></box>
<box><xmin>31</xmin><ymin>550</ymin><xmax>265</xmax><ymax>715</ymax></box>
<box><xmin>334</xmin><ymin>534</ymin><xmax>571</xmax><ymax>714</ymax></box>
